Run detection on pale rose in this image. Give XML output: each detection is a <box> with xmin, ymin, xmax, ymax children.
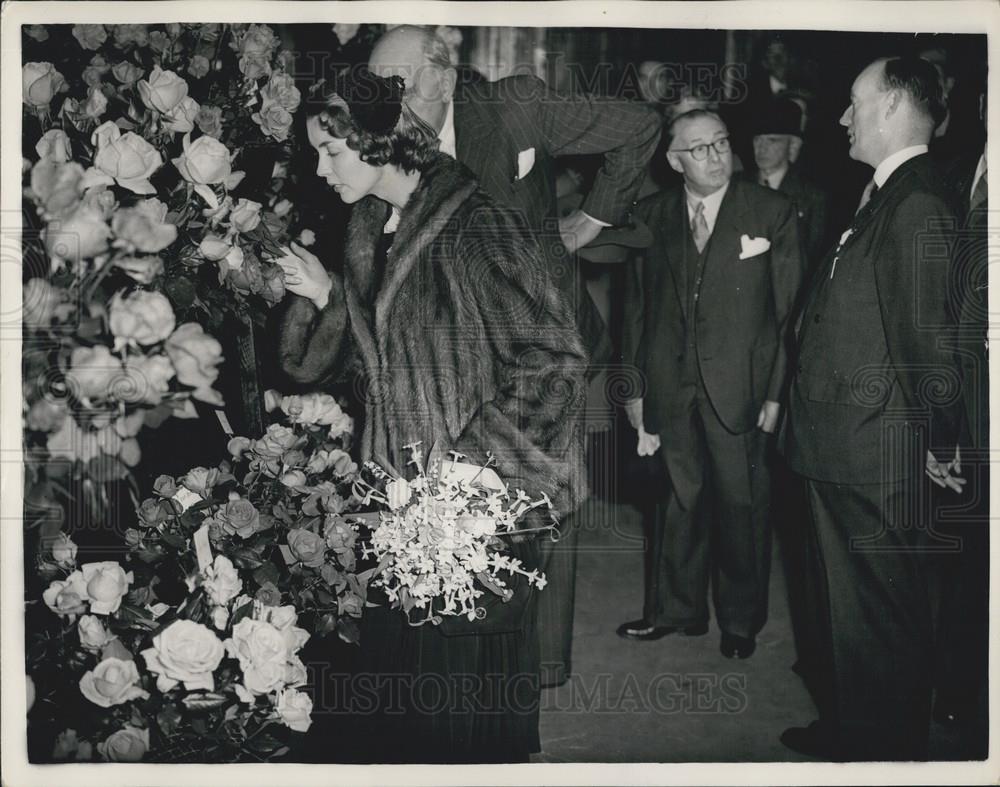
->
<box><xmin>263</xmin><ymin>389</ymin><xmax>282</xmax><ymax>412</ymax></box>
<box><xmin>25</xmin><ymin>24</ymin><xmax>49</xmax><ymax>42</ymax></box>
<box><xmin>53</xmin><ymin>728</ymin><xmax>81</xmax><ymax>759</ymax></box>
<box><xmin>280</xmin><ymin>470</ymin><xmax>307</xmax><ymax>489</ymax></box>
<box><xmin>198</xmin><ymin>23</ymin><xmax>221</xmax><ymax>41</ymax></box>
<box><xmin>23</xmin><ymin>278</ymin><xmax>59</xmax><ymax>327</ymax></box>
<box><xmin>82</xmin><ymin>55</ymin><xmax>111</xmax><ymax>88</ymax></box>
<box><xmin>265</xmin><ymin>605</ymin><xmax>298</xmax><ymax>630</ymax></box>
<box><xmin>187</xmin><ymin>55</ymin><xmax>211</xmax><ymax>79</ymax></box>
<box><xmin>252</xmin><ymin>423</ymin><xmax>300</xmax><ymax>458</ymax></box>
<box><xmin>29</xmin><ymin>158</ymin><xmax>84</xmax><ymax>218</ymax></box>
<box><xmin>148</xmin><ymin>30</ymin><xmax>171</xmax><ymax>55</ymax></box>
<box><xmin>297</xmin><ymin>228</ymin><xmax>316</xmax><ymax>246</ymax></box>
<box><xmin>78</xmin><ymin>614</ymin><xmax>113</xmax><ymax>650</ymax></box>
<box><xmin>115</xmin><ymin>408</ymin><xmax>145</xmax><ymax>438</ymax></box>
<box><xmin>280</xmin><ymin>393</ymin><xmax>346</xmax><ymax>426</ymax></box>
<box><xmin>229</xmin><ymin>198</ymin><xmax>261</xmax><ymax>233</ymax></box>
<box><xmin>218</xmin><ymin>498</ymin><xmax>260</xmax><ymax>539</ymax></box>
<box><xmin>35</xmin><ymin>129</ymin><xmax>71</xmax><ymax>163</ymax></box>
<box><xmin>93</xmin><ymin>130</ymin><xmax>163</xmax><ymax>194</ymax></box>
<box><xmin>141</xmin><ymin>619</ymin><xmax>224</xmax><ymax>691</ymax></box>
<box><xmin>251</xmin><ymin>102</ymin><xmax>293</xmax><ymax>142</ymax></box>
<box><xmin>180</xmin><ymin>465</ymin><xmax>219</xmax><ymax>496</ymax></box>
<box><xmin>26</xmin><ymin>398</ymin><xmax>67</xmax><ymax>432</ymax></box>
<box><xmin>198</xmin><ymin>234</ymin><xmax>231</xmax><ymax>261</ymax></box>
<box><xmin>82</xmin><ymin>184</ymin><xmax>117</xmax><ymax>219</ymax></box>
<box><xmin>120</xmin><ymin>353</ymin><xmax>174</xmax><ymax>404</ymax></box>
<box><xmin>225</xmin><ymin>617</ymin><xmax>287</xmax><ymax>670</ymax></box>
<box><xmin>332</xmin><ymin>23</ymin><xmax>360</xmax><ymax>46</ymax></box>
<box><xmin>275</xmin><ymin>688</ymin><xmax>313</xmax><ymax>732</ymax></box>
<box><xmin>49</xmin><ymin>532</ymin><xmax>78</xmax><ymax>568</ymax></box>
<box><xmin>83</xmin><ymin>86</ymin><xmax>108</xmax><ymax>119</ymax></box>
<box><xmin>44</xmin><ymin>202</ymin><xmax>112</xmax><ymax>262</ymax></box>
<box><xmin>227</xmin><ymin>436</ymin><xmax>252</xmax><ymax>458</ymax></box>
<box><xmin>109</xmin><ymin>290</ymin><xmax>176</xmax><ymax>346</ymax></box>
<box><xmin>112</xmin><ymin>198</ymin><xmax>177</xmax><ymax>253</ymax></box>
<box><xmin>46</xmin><ymin>418</ymin><xmax>122</xmax><ymax>465</ymax></box>
<box><xmin>121</xmin><ymin>437</ymin><xmax>141</xmax><ymax>467</ymax></box>
<box><xmin>243</xmin><ymin>658</ymin><xmax>286</xmax><ymax>695</ymax></box>
<box><xmin>203</xmin><ymin>555</ymin><xmax>242</xmax><ymax>606</ymax></box>
<box><xmin>285</xmin><ymin>657</ymin><xmax>308</xmax><ymax>687</ymax></box>
<box><xmin>23</xmin><ymin>62</ymin><xmax>66</xmax><ymax>109</ymax></box>
<box><xmin>260</xmin><ymin>72</ymin><xmax>301</xmax><ymax>111</ymax></box>
<box><xmin>66</xmin><ymin>344</ymin><xmax>122</xmax><ymax>400</ymax></box>
<box><xmin>79</xmin><ymin>657</ymin><xmax>148</xmax><ymax>707</ymax></box>
<box><xmin>286</xmin><ymin>528</ymin><xmax>326</xmax><ymax>567</ymax></box>
<box><xmin>273</xmin><ymin>198</ymin><xmax>292</xmax><ymax>217</ymax></box>
<box><xmin>164</xmin><ymin>322</ymin><xmax>224</xmax><ymax>403</ymax></box>
<box><xmin>97</xmin><ymin>726</ymin><xmax>148</xmax><ymax>762</ymax></box>
<box><xmin>81</xmin><ymin>561</ymin><xmax>133</xmax><ymax>614</ymax></box>
<box><xmin>387</xmin><ymin>478</ymin><xmax>412</xmax><ymax>510</ymax></box>
<box><xmin>195</xmin><ymin>105</ymin><xmax>223</xmax><ymax>138</ymax></box>
<box><xmin>90</xmin><ymin>119</ymin><xmax>120</xmax><ymax>150</ymax></box>
<box><xmin>112</xmin><ymin>61</ymin><xmax>143</xmax><ymax>85</ymax></box>
<box><xmin>73</xmin><ymin>24</ymin><xmax>107</xmax><ymax>50</ymax></box>
<box><xmin>112</xmin><ymin>24</ymin><xmax>149</xmax><ymax>49</ymax></box>
<box><xmin>115</xmin><ymin>256</ymin><xmax>164</xmax><ymax>285</ymax></box>
<box><xmin>173</xmin><ymin>133</ymin><xmax>231</xmax><ymax>184</ymax></box>
<box><xmin>43</xmin><ymin>571</ymin><xmax>89</xmax><ymax>617</ymax></box>
<box><xmin>163</xmin><ymin>95</ymin><xmax>200</xmax><ymax>134</ymax></box>
<box><xmin>232</xmin><ymin>23</ymin><xmax>277</xmax><ymax>57</ymax></box>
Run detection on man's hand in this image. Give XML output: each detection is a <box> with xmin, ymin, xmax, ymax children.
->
<box><xmin>926</xmin><ymin>447</ymin><xmax>965</xmax><ymax>494</ymax></box>
<box><xmin>637</xmin><ymin>425</ymin><xmax>661</xmax><ymax>457</ymax></box>
<box><xmin>756</xmin><ymin>400</ymin><xmax>781</xmax><ymax>433</ymax></box>
<box><xmin>558</xmin><ymin>209</ymin><xmax>603</xmax><ymax>254</ymax></box>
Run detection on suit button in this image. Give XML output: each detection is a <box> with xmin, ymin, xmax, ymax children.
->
<box><xmin>813</xmin><ymin>314</ymin><xmax>821</xmax><ymax>323</ymax></box>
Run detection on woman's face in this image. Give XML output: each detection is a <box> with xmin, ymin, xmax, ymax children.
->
<box><xmin>306</xmin><ymin>115</ymin><xmax>382</xmax><ymax>204</ymax></box>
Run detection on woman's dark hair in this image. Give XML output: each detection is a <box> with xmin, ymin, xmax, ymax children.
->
<box><xmin>306</xmin><ymin>66</ymin><xmax>439</xmax><ymax>173</ymax></box>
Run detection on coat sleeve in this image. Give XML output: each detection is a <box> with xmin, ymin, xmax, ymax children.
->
<box><xmin>520</xmin><ymin>75</ymin><xmax>662</xmax><ymax>226</ymax></box>
<box><xmin>874</xmin><ymin>189</ymin><xmax>964</xmax><ymax>455</ymax></box>
<box><xmin>277</xmin><ymin>273</ymin><xmax>360</xmax><ymax>387</ymax></box>
<box><xmin>766</xmin><ymin>195</ymin><xmax>806</xmax><ymax>403</ymax></box>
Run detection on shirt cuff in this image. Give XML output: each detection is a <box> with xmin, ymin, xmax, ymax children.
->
<box><xmin>580</xmin><ymin>210</ymin><xmax>611</xmax><ymax>228</ymax></box>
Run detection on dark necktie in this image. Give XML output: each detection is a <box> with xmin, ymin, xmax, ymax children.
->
<box><xmin>855</xmin><ymin>179</ymin><xmax>879</xmax><ymax>214</ymax></box>
<box><xmin>691</xmin><ymin>201</ymin><xmax>709</xmax><ymax>253</ymax></box>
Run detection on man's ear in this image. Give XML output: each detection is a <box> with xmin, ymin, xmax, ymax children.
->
<box><xmin>787</xmin><ymin>136</ymin><xmax>803</xmax><ymax>163</ymax></box>
<box><xmin>440</xmin><ymin>66</ymin><xmax>458</xmax><ymax>103</ymax></box>
<box><xmin>666</xmin><ymin>151</ymin><xmax>684</xmax><ymax>174</ymax></box>
<box><xmin>884</xmin><ymin>88</ymin><xmax>902</xmax><ymax>119</ymax></box>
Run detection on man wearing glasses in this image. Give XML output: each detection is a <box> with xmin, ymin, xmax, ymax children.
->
<box><xmin>620</xmin><ymin>110</ymin><xmax>804</xmax><ymax>659</ymax></box>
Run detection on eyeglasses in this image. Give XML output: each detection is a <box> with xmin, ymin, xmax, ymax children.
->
<box><xmin>671</xmin><ymin>136</ymin><xmax>731</xmax><ymax>161</ymax></box>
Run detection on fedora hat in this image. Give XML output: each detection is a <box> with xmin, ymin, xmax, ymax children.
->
<box><xmin>752</xmin><ymin>97</ymin><xmax>803</xmax><ymax>137</ymax></box>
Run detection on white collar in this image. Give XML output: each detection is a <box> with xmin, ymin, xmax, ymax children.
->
<box><xmin>872</xmin><ymin>144</ymin><xmax>928</xmax><ymax>188</ymax></box>
<box><xmin>761</xmin><ymin>163</ymin><xmax>789</xmax><ymax>190</ymax></box>
<box><xmin>685</xmin><ymin>181</ymin><xmax>730</xmax><ymax>233</ymax></box>
<box><xmin>438</xmin><ymin>100</ymin><xmax>456</xmax><ymax>159</ymax></box>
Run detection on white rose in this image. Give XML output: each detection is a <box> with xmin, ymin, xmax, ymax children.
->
<box><xmin>172</xmin><ymin>133</ymin><xmax>232</xmax><ymax>185</ymax></box>
<box><xmin>212</xmin><ymin>606</ymin><xmax>229</xmax><ymax>631</ymax></box>
<box><xmin>23</xmin><ymin>62</ymin><xmax>67</xmax><ymax>109</ymax></box>
<box><xmin>141</xmin><ymin>619</ymin><xmax>225</xmax><ymax>692</ymax></box>
<box><xmin>43</xmin><ymin>571</ymin><xmax>89</xmax><ymax>617</ymax></box>
<box><xmin>48</xmin><ymin>531</ymin><xmax>78</xmax><ymax>568</ymax></box>
<box><xmin>81</xmin><ymin>561</ymin><xmax>133</xmax><ymax>615</ymax></box>
<box><xmin>274</xmin><ymin>688</ymin><xmax>313</xmax><ymax>732</ymax></box>
<box><xmin>83</xmin><ymin>85</ymin><xmax>108</xmax><ymax>119</ymax></box>
<box><xmin>78</xmin><ymin>614</ymin><xmax>114</xmax><ymax>650</ymax></box>
<box><xmin>36</xmin><ymin>129</ymin><xmax>72</xmax><ymax>163</ymax></box>
<box><xmin>79</xmin><ymin>657</ymin><xmax>149</xmax><ymax>707</ymax></box>
<box><xmin>109</xmin><ymin>290</ymin><xmax>176</xmax><ymax>347</ymax></box>
<box><xmin>93</xmin><ymin>130</ymin><xmax>163</xmax><ymax>195</ymax></box>
<box><xmin>229</xmin><ymin>198</ymin><xmax>261</xmax><ymax>233</ymax></box>
<box><xmin>97</xmin><ymin>725</ymin><xmax>149</xmax><ymax>762</ymax></box>
<box><xmin>284</xmin><ymin>656</ymin><xmax>308</xmax><ymax>688</ymax></box>
<box><xmin>203</xmin><ymin>554</ymin><xmax>242</xmax><ymax>606</ymax></box>
<box><xmin>137</xmin><ymin>66</ymin><xmax>189</xmax><ymax>114</ymax></box>
<box><xmin>243</xmin><ymin>658</ymin><xmax>286</xmax><ymax>695</ymax></box>
<box><xmin>225</xmin><ymin>617</ymin><xmax>287</xmax><ymax>670</ymax></box>
<box><xmin>297</xmin><ymin>228</ymin><xmax>316</xmax><ymax>246</ymax></box>
<box><xmin>266</xmin><ymin>605</ymin><xmax>298</xmax><ymax>630</ymax></box>
<box><xmin>163</xmin><ymin>95</ymin><xmax>200</xmax><ymax>134</ymax></box>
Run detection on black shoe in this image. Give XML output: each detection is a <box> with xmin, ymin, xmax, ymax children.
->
<box><xmin>615</xmin><ymin>619</ymin><xmax>708</xmax><ymax>641</ymax></box>
<box><xmin>780</xmin><ymin>721</ymin><xmax>840</xmax><ymax>760</ymax></box>
<box><xmin>720</xmin><ymin>632</ymin><xmax>756</xmax><ymax>659</ymax></box>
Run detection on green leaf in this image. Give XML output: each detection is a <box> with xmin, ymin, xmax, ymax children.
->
<box><xmin>182</xmin><ymin>693</ymin><xmax>228</xmax><ymax>711</ymax></box>
<box><xmin>245</xmin><ymin>732</ymin><xmax>283</xmax><ymax>754</ymax></box>
<box><xmin>157</xmin><ymin>703</ymin><xmax>183</xmax><ymax>736</ymax></box>
<box><xmin>164</xmin><ymin>276</ymin><xmax>197</xmax><ymax>308</ymax></box>
<box><xmin>252</xmin><ymin>562</ymin><xmax>279</xmax><ymax>588</ymax></box>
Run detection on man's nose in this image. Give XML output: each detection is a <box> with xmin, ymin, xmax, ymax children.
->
<box><xmin>839</xmin><ymin>107</ymin><xmax>851</xmax><ymax>127</ymax></box>
<box><xmin>707</xmin><ymin>145</ymin><xmax>721</xmax><ymax>162</ymax></box>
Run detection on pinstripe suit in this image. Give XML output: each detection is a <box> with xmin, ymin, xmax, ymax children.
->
<box><xmin>453</xmin><ymin>74</ymin><xmax>662</xmax><ymax>686</ymax></box>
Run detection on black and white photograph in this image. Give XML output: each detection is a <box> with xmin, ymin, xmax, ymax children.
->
<box><xmin>2</xmin><ymin>1</ymin><xmax>996</xmax><ymax>784</ymax></box>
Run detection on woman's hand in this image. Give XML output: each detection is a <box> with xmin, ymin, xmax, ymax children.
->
<box><xmin>274</xmin><ymin>241</ymin><xmax>333</xmax><ymax>310</ymax></box>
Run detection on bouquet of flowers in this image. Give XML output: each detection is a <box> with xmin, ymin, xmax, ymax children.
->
<box><xmin>350</xmin><ymin>443</ymin><xmax>558</xmax><ymax>627</ymax></box>
<box><xmin>25</xmin><ymin>392</ymin><xmax>361</xmax><ymax>762</ymax></box>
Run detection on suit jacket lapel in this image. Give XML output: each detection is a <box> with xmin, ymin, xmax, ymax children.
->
<box><xmin>663</xmin><ymin>189</ymin><xmax>689</xmax><ymax>318</ymax></box>
<box><xmin>453</xmin><ymin>91</ymin><xmax>499</xmax><ymax>187</ymax></box>
<box><xmin>704</xmin><ymin>180</ymin><xmax>748</xmax><ymax>274</ymax></box>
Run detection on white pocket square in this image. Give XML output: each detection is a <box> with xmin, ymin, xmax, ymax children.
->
<box><xmin>516</xmin><ymin>147</ymin><xmax>536</xmax><ymax>180</ymax></box>
<box><xmin>739</xmin><ymin>234</ymin><xmax>771</xmax><ymax>259</ymax></box>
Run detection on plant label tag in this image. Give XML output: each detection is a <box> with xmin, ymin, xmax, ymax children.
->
<box><xmin>216</xmin><ymin>411</ymin><xmax>234</xmax><ymax>436</ymax></box>
<box><xmin>194</xmin><ymin>524</ymin><xmax>213</xmax><ymax>572</ymax></box>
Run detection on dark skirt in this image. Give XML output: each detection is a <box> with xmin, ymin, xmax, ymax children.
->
<box><xmin>354</xmin><ymin>564</ymin><xmax>542</xmax><ymax>764</ymax></box>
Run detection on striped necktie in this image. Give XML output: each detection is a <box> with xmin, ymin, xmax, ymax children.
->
<box><xmin>691</xmin><ymin>201</ymin><xmax>710</xmax><ymax>253</ymax></box>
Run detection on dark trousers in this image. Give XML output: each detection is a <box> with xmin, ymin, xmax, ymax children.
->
<box><xmin>801</xmin><ymin>476</ymin><xmax>935</xmax><ymax>760</ymax></box>
<box><xmin>537</xmin><ymin>512</ymin><xmax>580</xmax><ymax>687</ymax></box>
<box><xmin>645</xmin><ymin>373</ymin><xmax>771</xmax><ymax>638</ymax></box>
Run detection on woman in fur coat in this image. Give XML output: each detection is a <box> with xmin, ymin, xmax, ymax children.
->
<box><xmin>276</xmin><ymin>68</ymin><xmax>587</xmax><ymax>762</ymax></box>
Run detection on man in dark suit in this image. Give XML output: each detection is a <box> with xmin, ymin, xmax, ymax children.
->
<box><xmin>780</xmin><ymin>56</ymin><xmax>965</xmax><ymax>761</ymax></box>
<box><xmin>746</xmin><ymin>97</ymin><xmax>830</xmax><ymax>267</ymax></box>
<box><xmin>619</xmin><ymin>109</ymin><xmax>804</xmax><ymax>659</ymax></box>
<box><xmin>369</xmin><ymin>25</ymin><xmax>661</xmax><ymax>688</ymax></box>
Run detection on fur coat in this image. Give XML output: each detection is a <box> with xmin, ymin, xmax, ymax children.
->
<box><xmin>279</xmin><ymin>153</ymin><xmax>588</xmax><ymax>517</ymax></box>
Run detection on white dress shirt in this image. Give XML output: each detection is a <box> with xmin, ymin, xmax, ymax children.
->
<box><xmin>872</xmin><ymin>144</ymin><xmax>928</xmax><ymax>189</ymax></box>
<box><xmin>760</xmin><ymin>164</ymin><xmax>789</xmax><ymax>190</ymax></box>
<box><xmin>685</xmin><ymin>181</ymin><xmax>730</xmax><ymax>236</ymax></box>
